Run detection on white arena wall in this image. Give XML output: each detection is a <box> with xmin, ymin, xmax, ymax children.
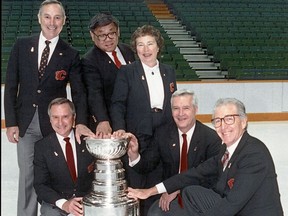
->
<box><xmin>1</xmin><ymin>80</ymin><xmax>288</xmax><ymax>127</ymax></box>
<box><xmin>177</xmin><ymin>80</ymin><xmax>288</xmax><ymax>114</ymax></box>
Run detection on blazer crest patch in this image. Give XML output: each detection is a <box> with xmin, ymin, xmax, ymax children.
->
<box><xmin>170</xmin><ymin>82</ymin><xmax>175</xmax><ymax>93</ymax></box>
<box><xmin>55</xmin><ymin>70</ymin><xmax>67</xmax><ymax>80</ymax></box>
<box><xmin>87</xmin><ymin>162</ymin><xmax>94</xmax><ymax>173</ymax></box>
<box><xmin>227</xmin><ymin>178</ymin><xmax>235</xmax><ymax>189</ymax></box>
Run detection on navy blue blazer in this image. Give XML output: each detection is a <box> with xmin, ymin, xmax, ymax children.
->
<box><xmin>133</xmin><ymin>120</ymin><xmax>221</xmax><ymax>187</ymax></box>
<box><xmin>4</xmin><ymin>34</ymin><xmax>87</xmax><ymax>137</ymax></box>
<box><xmin>82</xmin><ymin>44</ymin><xmax>135</xmax><ymax>125</ymax></box>
<box><xmin>34</xmin><ymin>132</ymin><xmax>94</xmax><ymax>204</ymax></box>
<box><xmin>110</xmin><ymin>60</ymin><xmax>177</xmax><ymax>136</ymax></box>
<box><xmin>163</xmin><ymin>131</ymin><xmax>283</xmax><ymax>216</ymax></box>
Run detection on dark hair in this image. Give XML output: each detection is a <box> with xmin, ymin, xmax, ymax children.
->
<box><xmin>48</xmin><ymin>98</ymin><xmax>75</xmax><ymax>117</ymax></box>
<box><xmin>130</xmin><ymin>25</ymin><xmax>164</xmax><ymax>55</ymax></box>
<box><xmin>88</xmin><ymin>13</ymin><xmax>119</xmax><ymax>31</ymax></box>
<box><xmin>38</xmin><ymin>0</ymin><xmax>65</xmax><ymax>17</ymax></box>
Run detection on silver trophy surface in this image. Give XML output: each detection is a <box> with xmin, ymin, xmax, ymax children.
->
<box><xmin>83</xmin><ymin>137</ymin><xmax>139</xmax><ymax>216</ymax></box>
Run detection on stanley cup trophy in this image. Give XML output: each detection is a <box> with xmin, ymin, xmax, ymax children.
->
<box><xmin>83</xmin><ymin>137</ymin><xmax>139</xmax><ymax>216</ymax></box>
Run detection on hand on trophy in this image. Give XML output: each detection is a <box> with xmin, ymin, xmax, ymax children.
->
<box><xmin>112</xmin><ymin>129</ymin><xmax>126</xmax><ymax>138</ymax></box>
<box><xmin>75</xmin><ymin>124</ymin><xmax>97</xmax><ymax>143</ymax></box>
<box><xmin>121</xmin><ymin>133</ymin><xmax>140</xmax><ymax>162</ymax></box>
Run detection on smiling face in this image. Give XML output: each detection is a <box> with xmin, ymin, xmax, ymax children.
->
<box><xmin>38</xmin><ymin>3</ymin><xmax>65</xmax><ymax>40</ymax></box>
<box><xmin>90</xmin><ymin>23</ymin><xmax>119</xmax><ymax>52</ymax></box>
<box><xmin>172</xmin><ymin>95</ymin><xmax>198</xmax><ymax>134</ymax></box>
<box><xmin>136</xmin><ymin>35</ymin><xmax>159</xmax><ymax>67</ymax></box>
<box><xmin>214</xmin><ymin>104</ymin><xmax>247</xmax><ymax>147</ymax></box>
<box><xmin>49</xmin><ymin>103</ymin><xmax>75</xmax><ymax>137</ymax></box>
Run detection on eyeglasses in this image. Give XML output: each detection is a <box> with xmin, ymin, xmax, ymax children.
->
<box><xmin>92</xmin><ymin>31</ymin><xmax>117</xmax><ymax>41</ymax></box>
<box><xmin>211</xmin><ymin>114</ymin><xmax>240</xmax><ymax>128</ymax></box>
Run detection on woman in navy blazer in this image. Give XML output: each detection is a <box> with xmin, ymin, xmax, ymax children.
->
<box><xmin>111</xmin><ymin>25</ymin><xmax>177</xmax><ymax>152</ymax></box>
<box><xmin>110</xmin><ymin>25</ymin><xmax>177</xmax><ymax>216</ymax></box>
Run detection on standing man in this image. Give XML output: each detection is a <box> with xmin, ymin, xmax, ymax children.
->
<box><xmin>34</xmin><ymin>98</ymin><xmax>94</xmax><ymax>216</ymax></box>
<box><xmin>127</xmin><ymin>98</ymin><xmax>284</xmax><ymax>216</ymax></box>
<box><xmin>4</xmin><ymin>1</ymin><xmax>94</xmax><ymax>215</ymax></box>
<box><xmin>82</xmin><ymin>13</ymin><xmax>135</xmax><ymax>136</ymax></box>
<box><xmin>126</xmin><ymin>89</ymin><xmax>221</xmax><ymax>215</ymax></box>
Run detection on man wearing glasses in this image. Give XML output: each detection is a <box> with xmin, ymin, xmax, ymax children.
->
<box><xmin>82</xmin><ymin>13</ymin><xmax>135</xmax><ymax>136</ymax></box>
<box><xmin>127</xmin><ymin>98</ymin><xmax>283</xmax><ymax>216</ymax></box>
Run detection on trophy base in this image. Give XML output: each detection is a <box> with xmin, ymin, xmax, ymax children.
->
<box><xmin>83</xmin><ymin>193</ymin><xmax>139</xmax><ymax>216</ymax></box>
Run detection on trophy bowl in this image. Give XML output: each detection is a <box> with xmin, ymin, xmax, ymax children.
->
<box><xmin>85</xmin><ymin>137</ymin><xmax>129</xmax><ymax>159</ymax></box>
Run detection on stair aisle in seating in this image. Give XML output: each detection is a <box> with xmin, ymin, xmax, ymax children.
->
<box><xmin>145</xmin><ymin>0</ymin><xmax>226</xmax><ymax>79</ymax></box>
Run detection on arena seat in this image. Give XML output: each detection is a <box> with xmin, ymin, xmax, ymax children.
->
<box><xmin>1</xmin><ymin>0</ymin><xmax>193</xmax><ymax>81</ymax></box>
<box><xmin>165</xmin><ymin>0</ymin><xmax>288</xmax><ymax>80</ymax></box>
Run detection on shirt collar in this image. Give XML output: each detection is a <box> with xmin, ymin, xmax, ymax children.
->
<box><xmin>225</xmin><ymin>135</ymin><xmax>243</xmax><ymax>157</ymax></box>
<box><xmin>178</xmin><ymin>121</ymin><xmax>196</xmax><ymax>142</ymax></box>
<box><xmin>39</xmin><ymin>32</ymin><xmax>59</xmax><ymax>46</ymax></box>
<box><xmin>106</xmin><ymin>46</ymin><xmax>120</xmax><ymax>55</ymax></box>
<box><xmin>141</xmin><ymin>60</ymin><xmax>159</xmax><ymax>73</ymax></box>
<box><xmin>56</xmin><ymin>130</ymin><xmax>74</xmax><ymax>143</ymax></box>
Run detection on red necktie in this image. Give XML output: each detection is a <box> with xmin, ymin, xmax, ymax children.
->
<box><xmin>112</xmin><ymin>50</ymin><xmax>122</xmax><ymax>69</ymax></box>
<box><xmin>64</xmin><ymin>137</ymin><xmax>77</xmax><ymax>182</ymax></box>
<box><xmin>178</xmin><ymin>133</ymin><xmax>188</xmax><ymax>208</ymax></box>
<box><xmin>39</xmin><ymin>40</ymin><xmax>51</xmax><ymax>79</ymax></box>
<box><xmin>221</xmin><ymin>150</ymin><xmax>229</xmax><ymax>170</ymax></box>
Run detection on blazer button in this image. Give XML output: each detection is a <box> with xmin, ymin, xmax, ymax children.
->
<box><xmin>37</xmin><ymin>90</ymin><xmax>41</xmax><ymax>93</ymax></box>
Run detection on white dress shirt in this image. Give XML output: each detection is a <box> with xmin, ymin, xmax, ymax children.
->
<box><xmin>38</xmin><ymin>32</ymin><xmax>59</xmax><ymax>67</ymax></box>
<box><xmin>142</xmin><ymin>60</ymin><xmax>164</xmax><ymax>109</ymax></box>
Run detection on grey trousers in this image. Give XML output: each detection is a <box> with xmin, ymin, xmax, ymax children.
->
<box><xmin>17</xmin><ymin>109</ymin><xmax>43</xmax><ymax>216</ymax></box>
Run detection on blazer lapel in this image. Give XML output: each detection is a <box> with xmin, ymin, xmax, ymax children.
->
<box><xmin>136</xmin><ymin>61</ymin><xmax>151</xmax><ymax>104</ymax></box>
<box><xmin>168</xmin><ymin>124</ymin><xmax>181</xmax><ymax>167</ymax></box>
<box><xmin>225</xmin><ymin>131</ymin><xmax>249</xmax><ymax>172</ymax></box>
<box><xmin>75</xmin><ymin>137</ymin><xmax>89</xmax><ymax>178</ymax></box>
<box><xmin>159</xmin><ymin>63</ymin><xmax>169</xmax><ymax>110</ymax></box>
<box><xmin>28</xmin><ymin>36</ymin><xmax>40</xmax><ymax>84</ymax></box>
<box><xmin>118</xmin><ymin>44</ymin><xmax>133</xmax><ymax>65</ymax></box>
<box><xmin>51</xmin><ymin>134</ymin><xmax>67</xmax><ymax>165</ymax></box>
<box><xmin>187</xmin><ymin>122</ymin><xmax>201</xmax><ymax>166</ymax></box>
